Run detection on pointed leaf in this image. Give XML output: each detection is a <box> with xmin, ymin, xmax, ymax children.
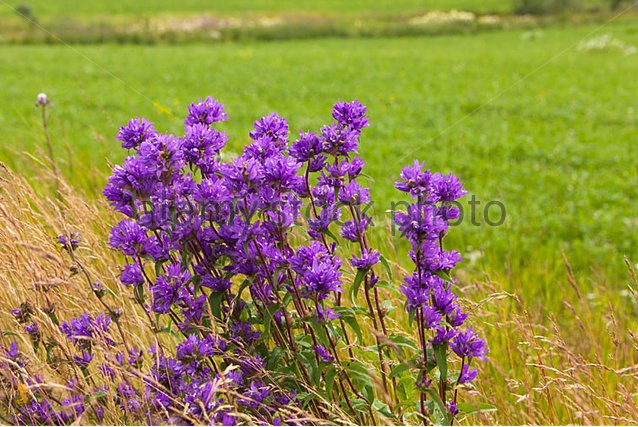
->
<box><xmin>379</xmin><ymin>254</ymin><xmax>393</xmax><ymax>280</ymax></box>
<box><xmin>349</xmin><ymin>268</ymin><xmax>368</xmax><ymax>304</ymax></box>
<box><xmin>433</xmin><ymin>343</ymin><xmax>448</xmax><ymax>385</ymax></box>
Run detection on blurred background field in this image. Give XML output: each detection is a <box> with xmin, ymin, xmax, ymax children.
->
<box><xmin>0</xmin><ymin>0</ymin><xmax>637</xmax><ymax>424</ymax></box>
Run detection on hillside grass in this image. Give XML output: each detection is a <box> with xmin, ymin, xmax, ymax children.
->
<box><xmin>0</xmin><ymin>0</ymin><xmax>620</xmax><ymax>18</ymax></box>
<box><xmin>0</xmin><ymin>0</ymin><xmax>522</xmax><ymax>18</ymax></box>
<box><xmin>1</xmin><ymin>19</ymin><xmax>637</xmax><ymax>289</ymax></box>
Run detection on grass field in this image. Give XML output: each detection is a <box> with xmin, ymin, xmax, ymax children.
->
<box><xmin>0</xmin><ymin>0</ymin><xmax>514</xmax><ymax>17</ymax></box>
<box><xmin>0</xmin><ymin>4</ymin><xmax>637</xmax><ymax>425</ymax></box>
<box><xmin>0</xmin><ymin>0</ymin><xmax>619</xmax><ymax>17</ymax></box>
<box><xmin>1</xmin><ymin>19</ymin><xmax>637</xmax><ymax>284</ymax></box>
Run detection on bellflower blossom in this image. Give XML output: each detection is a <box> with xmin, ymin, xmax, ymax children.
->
<box><xmin>395</xmin><ymin>160</ymin><xmax>487</xmax><ymax>421</ymax></box>
<box><xmin>95</xmin><ymin>97</ymin><xmax>488</xmax><ymax>425</ymax></box>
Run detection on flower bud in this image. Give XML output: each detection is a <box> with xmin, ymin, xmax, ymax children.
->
<box><xmin>36</xmin><ymin>93</ymin><xmax>49</xmax><ymax>107</ymax></box>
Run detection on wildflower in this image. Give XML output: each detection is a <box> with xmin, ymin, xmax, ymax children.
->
<box><xmin>183</xmin><ymin>123</ymin><xmax>226</xmax><ymax>162</ymax></box>
<box><xmin>201</xmin><ymin>274</ymin><xmax>231</xmax><ymax>292</ymax></box>
<box><xmin>431</xmin><ymin>172</ymin><xmax>467</xmax><ymax>202</ymax></box>
<box><xmin>422</xmin><ymin>306</ymin><xmax>443</xmax><ymax>330</ymax></box>
<box><xmin>289</xmin><ymin>131</ymin><xmax>323</xmax><ymax>163</ymax></box>
<box><xmin>332</xmin><ymin>99</ymin><xmax>369</xmax><ymax>132</ymax></box>
<box><xmin>184</xmin><ymin>96</ymin><xmax>228</xmax><ymax>126</ymax></box>
<box><xmin>350</xmin><ymin>248</ymin><xmax>380</xmax><ymax>270</ymax></box>
<box><xmin>230</xmin><ymin>321</ymin><xmax>261</xmax><ymax>346</ymax></box>
<box><xmin>395</xmin><ymin>160</ymin><xmax>432</xmax><ymax>199</ymax></box>
<box><xmin>58</xmin><ymin>232</ymin><xmax>80</xmax><ymax>251</ymax></box>
<box><xmin>73</xmin><ymin>350</ymin><xmax>94</xmax><ymax>367</ymax></box>
<box><xmin>24</xmin><ymin>322</ymin><xmax>39</xmax><ymax>337</ymax></box>
<box><xmin>458</xmin><ymin>364</ymin><xmax>478</xmax><ymax>384</ymax></box>
<box><xmin>108</xmin><ymin>219</ymin><xmax>147</xmax><ymax>257</ymax></box>
<box><xmin>150</xmin><ymin>263</ymin><xmax>191</xmax><ymax>314</ymax></box>
<box><xmin>315</xmin><ymin>345</ymin><xmax>334</xmax><ymax>362</ymax></box>
<box><xmin>11</xmin><ymin>302</ymin><xmax>33</xmax><ymax>323</ymax></box>
<box><xmin>238</xmin><ymin>381</ymin><xmax>270</xmax><ymax>409</ymax></box>
<box><xmin>239</xmin><ymin>354</ymin><xmax>265</xmax><ymax>377</ymax></box>
<box><xmin>302</xmin><ymin>256</ymin><xmax>343</xmax><ymax>300</ymax></box>
<box><xmin>120</xmin><ymin>263</ymin><xmax>144</xmax><ymax>286</ymax></box>
<box><xmin>446</xmin><ymin>400</ymin><xmax>459</xmax><ymax>416</ymax></box>
<box><xmin>320</xmin><ymin>123</ymin><xmax>359</xmax><ymax>155</ymax></box>
<box><xmin>340</xmin><ymin>215</ymin><xmax>372</xmax><ymax>242</ymax></box>
<box><xmin>117</xmin><ymin>117</ymin><xmax>157</xmax><ymax>150</ymax></box>
<box><xmin>35</xmin><ymin>93</ymin><xmax>49</xmax><ymax>107</ymax></box>
<box><xmin>314</xmin><ymin>306</ymin><xmax>340</xmax><ymax>322</ymax></box>
<box><xmin>450</xmin><ymin>328</ymin><xmax>488</xmax><ymax>361</ymax></box>
<box><xmin>338</xmin><ymin>181</ymin><xmax>370</xmax><ymax>206</ymax></box>
<box><xmin>249</xmin><ymin>112</ymin><xmax>289</xmax><ymax>146</ymax></box>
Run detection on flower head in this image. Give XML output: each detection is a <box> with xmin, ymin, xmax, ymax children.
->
<box><xmin>450</xmin><ymin>327</ymin><xmax>488</xmax><ymax>361</ymax></box>
<box><xmin>184</xmin><ymin>96</ymin><xmax>228</xmax><ymax>126</ymax></box>
<box><xmin>332</xmin><ymin>100</ymin><xmax>369</xmax><ymax>132</ymax></box>
<box><xmin>117</xmin><ymin>118</ymin><xmax>157</xmax><ymax>150</ymax></box>
<box><xmin>36</xmin><ymin>92</ymin><xmax>49</xmax><ymax>107</ymax></box>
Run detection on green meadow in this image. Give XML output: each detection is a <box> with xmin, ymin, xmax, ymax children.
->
<box><xmin>2</xmin><ymin>20</ymin><xmax>637</xmax><ymax>287</ymax></box>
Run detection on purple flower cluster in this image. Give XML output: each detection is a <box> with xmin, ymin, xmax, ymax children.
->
<box><xmin>102</xmin><ymin>98</ymin><xmax>379</xmax><ymax>423</ymax></box>
<box><xmin>2</xmin><ymin>311</ymin><xmax>118</xmax><ymax>424</ymax></box>
<box><xmin>395</xmin><ymin>160</ymin><xmax>487</xmax><ymax>418</ymax></box>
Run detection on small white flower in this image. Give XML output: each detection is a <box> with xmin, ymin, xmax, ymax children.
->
<box><xmin>36</xmin><ymin>93</ymin><xmax>49</xmax><ymax>106</ymax></box>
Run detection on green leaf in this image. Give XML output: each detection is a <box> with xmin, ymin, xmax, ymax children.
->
<box><xmin>325</xmin><ymin>321</ymin><xmax>339</xmax><ymax>340</ymax></box>
<box><xmin>325</xmin><ymin>365</ymin><xmax>338</xmax><ymax>398</ymax></box>
<box><xmin>91</xmin><ymin>390</ymin><xmax>108</xmax><ymax>400</ymax></box>
<box><xmin>267</xmin><ymin>347</ymin><xmax>285</xmax><ymax>371</ymax></box>
<box><xmin>208</xmin><ymin>291</ymin><xmax>225</xmax><ymax>320</ymax></box>
<box><xmin>295</xmin><ymin>350</ymin><xmax>317</xmax><ymax>386</ymax></box>
<box><xmin>323</xmin><ymin>228</ymin><xmax>341</xmax><ymax>244</ymax></box>
<box><xmin>372</xmin><ymin>399</ymin><xmax>394</xmax><ymax>418</ymax></box>
<box><xmin>294</xmin><ymin>391</ymin><xmax>313</xmax><ymax>405</ymax></box>
<box><xmin>308</xmin><ymin>319</ymin><xmax>330</xmax><ymax>347</ymax></box>
<box><xmin>135</xmin><ymin>282</ymin><xmax>145</xmax><ymax>304</ymax></box>
<box><xmin>456</xmin><ymin>402</ymin><xmax>498</xmax><ymax>416</ymax></box>
<box><xmin>379</xmin><ymin>254</ymin><xmax>393</xmax><ymax>280</ymax></box>
<box><xmin>346</xmin><ymin>361</ymin><xmax>374</xmax><ymax>394</ymax></box>
<box><xmin>376</xmin><ymin>280</ymin><xmax>394</xmax><ymax>291</ymax></box>
<box><xmin>342</xmin><ymin>313</ymin><xmax>363</xmax><ymax>343</ymax></box>
<box><xmin>408</xmin><ymin>307</ymin><xmax>416</xmax><ymax>326</ymax></box>
<box><xmin>434</xmin><ymin>269</ymin><xmax>452</xmax><ymax>283</ymax></box>
<box><xmin>154</xmin><ymin>261</ymin><xmax>163</xmax><ymax>278</ymax></box>
<box><xmin>363</xmin><ymin>385</ymin><xmax>375</xmax><ymax>403</ymax></box>
<box><xmin>236</xmin><ymin>279</ymin><xmax>251</xmax><ymax>297</ymax></box>
<box><xmin>424</xmin><ymin>388</ymin><xmax>451</xmax><ymax>426</ymax></box>
<box><xmin>389</xmin><ymin>333</ymin><xmax>419</xmax><ymax>351</ymax></box>
<box><xmin>396</xmin><ymin>381</ymin><xmax>409</xmax><ymax>401</ymax></box>
<box><xmin>349</xmin><ymin>268</ymin><xmax>368</xmax><ymax>304</ymax></box>
<box><xmin>433</xmin><ymin>343</ymin><xmax>448</xmax><ymax>386</ymax></box>
<box><xmin>334</xmin><ymin>305</ymin><xmax>368</xmax><ymax>317</ymax></box>
<box><xmin>349</xmin><ymin>398</ymin><xmax>369</xmax><ymax>414</ymax></box>
<box><xmin>389</xmin><ymin>363</ymin><xmax>410</xmax><ymax>379</ymax></box>
<box><xmin>381</xmin><ymin>299</ymin><xmax>395</xmax><ymax>314</ymax></box>
<box><xmin>48</xmin><ymin>311</ymin><xmax>60</xmax><ymax>327</ymax></box>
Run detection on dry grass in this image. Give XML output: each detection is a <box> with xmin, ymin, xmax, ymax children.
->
<box><xmin>465</xmin><ymin>263</ymin><xmax>638</xmax><ymax>424</ymax></box>
<box><xmin>0</xmin><ymin>161</ymin><xmax>636</xmax><ymax>424</ymax></box>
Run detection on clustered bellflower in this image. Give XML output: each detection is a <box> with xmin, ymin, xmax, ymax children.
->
<box><xmin>395</xmin><ymin>161</ymin><xmax>487</xmax><ymax>420</ymax></box>
<box><xmin>2</xmin><ymin>97</ymin><xmax>486</xmax><ymax>426</ymax></box>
